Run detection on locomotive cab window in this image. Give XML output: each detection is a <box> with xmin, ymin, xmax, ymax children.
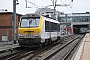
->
<box><xmin>20</xmin><ymin>18</ymin><xmax>40</xmax><ymax>28</ymax></box>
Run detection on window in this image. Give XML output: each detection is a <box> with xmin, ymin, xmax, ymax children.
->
<box><xmin>20</xmin><ymin>18</ymin><xmax>40</xmax><ymax>28</ymax></box>
<box><xmin>45</xmin><ymin>20</ymin><xmax>60</xmax><ymax>32</ymax></box>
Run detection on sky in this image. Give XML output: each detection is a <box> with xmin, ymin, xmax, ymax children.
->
<box><xmin>0</xmin><ymin>0</ymin><xmax>90</xmax><ymax>15</ymax></box>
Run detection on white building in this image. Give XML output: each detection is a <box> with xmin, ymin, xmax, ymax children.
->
<box><xmin>35</xmin><ymin>7</ymin><xmax>61</xmax><ymax>20</ymax></box>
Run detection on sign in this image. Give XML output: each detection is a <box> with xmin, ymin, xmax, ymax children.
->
<box><xmin>2</xmin><ymin>36</ymin><xmax>8</xmax><ymax>41</ymax></box>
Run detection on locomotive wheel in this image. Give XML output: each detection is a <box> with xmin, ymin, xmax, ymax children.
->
<box><xmin>39</xmin><ymin>43</ymin><xmax>43</xmax><ymax>48</ymax></box>
<box><xmin>48</xmin><ymin>39</ymin><xmax>52</xmax><ymax>44</ymax></box>
<box><xmin>44</xmin><ymin>39</ymin><xmax>49</xmax><ymax>46</ymax></box>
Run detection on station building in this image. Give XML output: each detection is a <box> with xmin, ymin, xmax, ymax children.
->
<box><xmin>58</xmin><ymin>12</ymin><xmax>90</xmax><ymax>34</ymax></box>
<box><xmin>0</xmin><ymin>12</ymin><xmax>22</xmax><ymax>41</ymax></box>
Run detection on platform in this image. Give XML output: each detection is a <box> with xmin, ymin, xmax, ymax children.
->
<box><xmin>0</xmin><ymin>43</ymin><xmax>20</xmax><ymax>51</ymax></box>
<box><xmin>72</xmin><ymin>33</ymin><xmax>90</xmax><ymax>60</ymax></box>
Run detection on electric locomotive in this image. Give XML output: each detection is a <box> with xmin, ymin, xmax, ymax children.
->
<box><xmin>18</xmin><ymin>13</ymin><xmax>60</xmax><ymax>47</ymax></box>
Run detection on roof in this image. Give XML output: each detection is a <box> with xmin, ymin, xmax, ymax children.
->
<box><xmin>0</xmin><ymin>12</ymin><xmax>23</xmax><ymax>16</ymax></box>
<box><xmin>22</xmin><ymin>13</ymin><xmax>40</xmax><ymax>18</ymax></box>
<box><xmin>72</xmin><ymin>13</ymin><xmax>90</xmax><ymax>14</ymax></box>
<box><xmin>35</xmin><ymin>7</ymin><xmax>55</xmax><ymax>14</ymax></box>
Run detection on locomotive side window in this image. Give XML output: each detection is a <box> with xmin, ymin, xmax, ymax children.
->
<box><xmin>45</xmin><ymin>20</ymin><xmax>50</xmax><ymax>31</ymax></box>
<box><xmin>57</xmin><ymin>24</ymin><xmax>60</xmax><ymax>31</ymax></box>
<box><xmin>45</xmin><ymin>20</ymin><xmax>60</xmax><ymax>32</ymax></box>
<box><xmin>51</xmin><ymin>22</ymin><xmax>57</xmax><ymax>31</ymax></box>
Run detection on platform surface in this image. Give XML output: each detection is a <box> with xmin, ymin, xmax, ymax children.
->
<box><xmin>73</xmin><ymin>33</ymin><xmax>90</xmax><ymax>60</ymax></box>
<box><xmin>0</xmin><ymin>42</ymin><xmax>19</xmax><ymax>51</ymax></box>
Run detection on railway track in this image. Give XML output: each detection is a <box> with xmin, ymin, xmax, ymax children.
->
<box><xmin>58</xmin><ymin>35</ymin><xmax>84</xmax><ymax>60</ymax></box>
<box><xmin>0</xmin><ymin>34</ymin><xmax>85</xmax><ymax>60</ymax></box>
<box><xmin>0</xmin><ymin>47</ymin><xmax>32</xmax><ymax>60</ymax></box>
<box><xmin>3</xmin><ymin>41</ymin><xmax>59</xmax><ymax>60</ymax></box>
<box><xmin>27</xmin><ymin>34</ymin><xmax>85</xmax><ymax>60</ymax></box>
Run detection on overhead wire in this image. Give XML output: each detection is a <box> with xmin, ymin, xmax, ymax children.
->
<box><xmin>25</xmin><ymin>0</ymin><xmax>40</xmax><ymax>8</ymax></box>
<box><xmin>40</xmin><ymin>0</ymin><xmax>49</xmax><ymax>7</ymax></box>
<box><xmin>28</xmin><ymin>0</ymin><xmax>40</xmax><ymax>7</ymax></box>
<box><xmin>59</xmin><ymin>0</ymin><xmax>74</xmax><ymax>13</ymax></box>
<box><xmin>51</xmin><ymin>0</ymin><xmax>53</xmax><ymax>3</ymax></box>
<box><xmin>40</xmin><ymin>0</ymin><xmax>53</xmax><ymax>7</ymax></box>
<box><xmin>27</xmin><ymin>0</ymin><xmax>52</xmax><ymax>8</ymax></box>
<box><xmin>72</xmin><ymin>3</ymin><xmax>78</xmax><ymax>12</ymax></box>
<box><xmin>25</xmin><ymin>0</ymin><xmax>76</xmax><ymax>13</ymax></box>
<box><xmin>69</xmin><ymin>0</ymin><xmax>78</xmax><ymax>12</ymax></box>
<box><xmin>68</xmin><ymin>0</ymin><xmax>74</xmax><ymax>11</ymax></box>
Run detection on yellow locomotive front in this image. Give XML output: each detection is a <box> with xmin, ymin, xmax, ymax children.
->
<box><xmin>18</xmin><ymin>14</ymin><xmax>44</xmax><ymax>46</ymax></box>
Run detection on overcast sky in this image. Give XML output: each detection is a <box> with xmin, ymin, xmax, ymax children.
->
<box><xmin>0</xmin><ymin>0</ymin><xmax>90</xmax><ymax>14</ymax></box>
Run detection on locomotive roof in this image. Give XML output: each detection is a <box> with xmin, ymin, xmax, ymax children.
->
<box><xmin>22</xmin><ymin>13</ymin><xmax>58</xmax><ymax>21</ymax></box>
<box><xmin>22</xmin><ymin>13</ymin><xmax>54</xmax><ymax>19</ymax></box>
<box><xmin>22</xmin><ymin>13</ymin><xmax>40</xmax><ymax>18</ymax></box>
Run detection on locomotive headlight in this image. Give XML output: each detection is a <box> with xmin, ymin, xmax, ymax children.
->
<box><xmin>19</xmin><ymin>34</ymin><xmax>24</xmax><ymax>36</ymax></box>
<box><xmin>34</xmin><ymin>34</ymin><xmax>38</xmax><ymax>36</ymax></box>
<box><xmin>22</xmin><ymin>34</ymin><xmax>24</xmax><ymax>36</ymax></box>
<box><xmin>19</xmin><ymin>34</ymin><xmax>21</xmax><ymax>36</ymax></box>
<box><xmin>34</xmin><ymin>33</ymin><xmax>40</xmax><ymax>37</ymax></box>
